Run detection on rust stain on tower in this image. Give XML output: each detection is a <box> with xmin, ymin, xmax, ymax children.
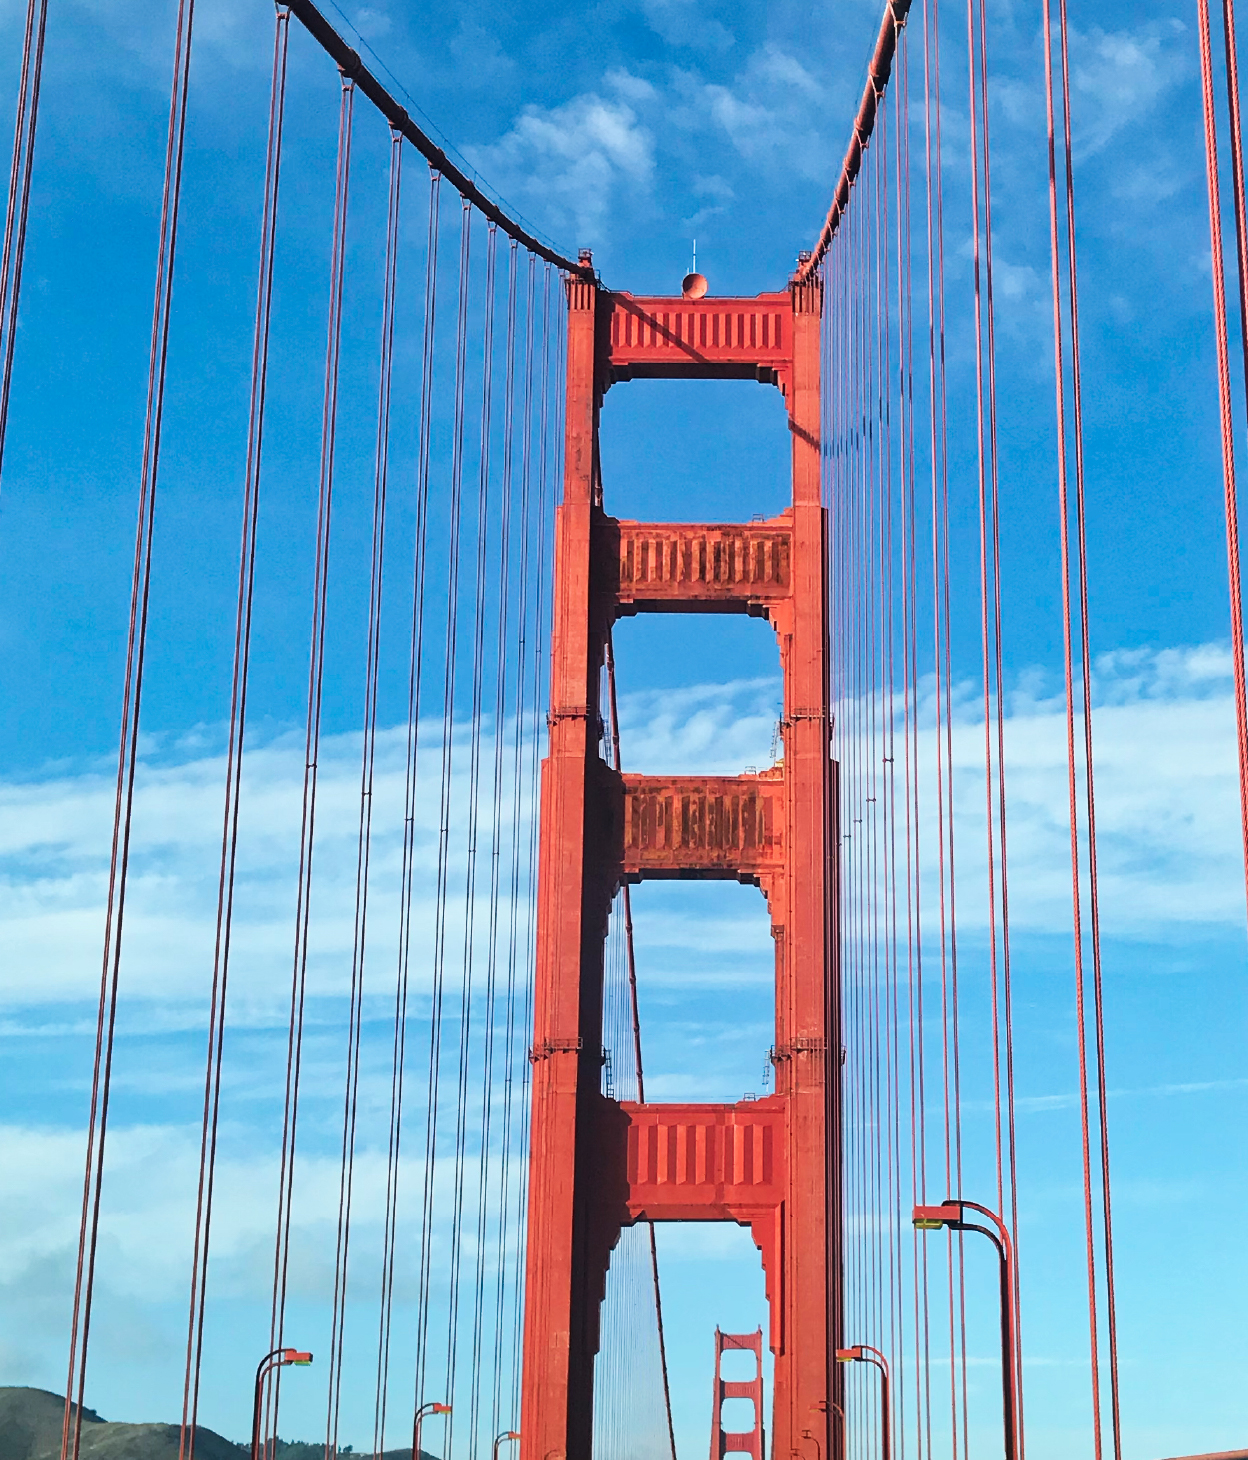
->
<box><xmin>519</xmin><ymin>278</ymin><xmax>841</xmax><ymax>1459</ymax></box>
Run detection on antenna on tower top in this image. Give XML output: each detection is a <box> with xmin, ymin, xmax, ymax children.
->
<box><xmin>682</xmin><ymin>238</ymin><xmax>708</xmax><ymax>300</ymax></box>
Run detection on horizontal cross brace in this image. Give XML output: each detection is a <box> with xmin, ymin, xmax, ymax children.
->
<box><xmin>604</xmin><ymin>292</ymin><xmax>793</xmax><ymax>392</ymax></box>
<box><xmin>620</xmin><ymin>771</ymin><xmax>785</xmax><ymax>880</ymax></box>
<box><xmin>596</xmin><ymin>516</ymin><xmax>792</xmax><ymax>614</ymax></box>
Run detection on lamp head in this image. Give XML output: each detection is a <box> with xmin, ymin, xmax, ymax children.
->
<box><xmin>431</xmin><ymin>1405</ymin><xmax>452</xmax><ymax>1416</ymax></box>
<box><xmin>507</xmin><ymin>1435</ymin><xmax>520</xmax><ymax>1443</ymax></box>
<box><xmin>912</xmin><ymin>1201</ymin><xmax>963</xmax><ymax>1230</ymax></box>
<box><xmin>834</xmin><ymin>1347</ymin><xmax>863</xmax><ymax>1362</ymax></box>
<box><xmin>281</xmin><ymin>1350</ymin><xmax>313</xmax><ymax>1365</ymax></box>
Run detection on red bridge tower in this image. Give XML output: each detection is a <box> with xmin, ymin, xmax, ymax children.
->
<box><xmin>519</xmin><ymin>270</ymin><xmax>841</xmax><ymax>1460</ymax></box>
<box><xmin>709</xmin><ymin>1329</ymin><xmax>766</xmax><ymax>1460</ymax></box>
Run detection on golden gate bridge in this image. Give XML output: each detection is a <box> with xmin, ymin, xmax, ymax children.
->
<box><xmin>1</xmin><ymin>1</ymin><xmax>1246</xmax><ymax>1459</ymax></box>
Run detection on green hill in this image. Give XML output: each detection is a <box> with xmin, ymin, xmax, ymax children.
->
<box><xmin>0</xmin><ymin>1390</ymin><xmax>434</xmax><ymax>1460</ymax></box>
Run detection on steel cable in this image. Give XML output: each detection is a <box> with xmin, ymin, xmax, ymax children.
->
<box><xmin>373</xmin><ymin>167</ymin><xmax>442</xmax><ymax>1460</ymax></box>
<box><xmin>178</xmin><ymin>13</ymin><xmax>291</xmax><ymax>1460</ymax></box>
<box><xmin>441</xmin><ymin>219</ymin><xmax>499</xmax><ymax>1460</ymax></box>
<box><xmin>965</xmin><ymin>0</ymin><xmax>1026</xmax><ymax>1443</ymax></box>
<box><xmin>602</xmin><ymin>630</ymin><xmax>677</xmax><ymax>1460</ymax></box>
<box><xmin>324</xmin><ymin>117</ymin><xmax>404</xmax><ymax>1460</ymax></box>
<box><xmin>489</xmin><ymin>252</ymin><xmax>537</xmax><ymax>1442</ymax></box>
<box><xmin>0</xmin><ymin>0</ymin><xmax>48</xmax><ymax>488</ymax></box>
<box><xmin>1209</xmin><ymin>0</ymin><xmax>1248</xmax><ymax>919</ymax></box>
<box><xmin>466</xmin><ymin>233</ymin><xmax>519</xmax><ymax>1451</ymax></box>
<box><xmin>263</xmin><ymin>69</ymin><xmax>355</xmax><ymax>1457</ymax></box>
<box><xmin>508</xmin><ymin>267</ymin><xmax>562</xmax><ymax>1415</ymax></box>
<box><xmin>413</xmin><ymin>194</ymin><xmax>472</xmax><ymax>1412</ymax></box>
<box><xmin>1040</xmin><ymin>0</ymin><xmax>1123</xmax><ymax>1450</ymax></box>
<box><xmin>60</xmin><ymin>5</ymin><xmax>198</xmax><ymax>1456</ymax></box>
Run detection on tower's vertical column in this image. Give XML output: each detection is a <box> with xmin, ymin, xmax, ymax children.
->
<box><xmin>774</xmin><ymin>273</ymin><xmax>835</xmax><ymax>1460</ymax></box>
<box><xmin>520</xmin><ymin>270</ymin><xmax>603</xmax><ymax>1460</ymax></box>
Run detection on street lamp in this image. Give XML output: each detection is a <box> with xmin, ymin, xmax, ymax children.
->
<box><xmin>251</xmin><ymin>1348</ymin><xmax>312</xmax><ymax>1460</ymax></box>
<box><xmin>492</xmin><ymin>1430</ymin><xmax>520</xmax><ymax>1460</ymax></box>
<box><xmin>811</xmin><ymin>1396</ymin><xmax>844</xmax><ymax>1460</ymax></box>
<box><xmin>835</xmin><ymin>1345</ymin><xmax>890</xmax><ymax>1460</ymax></box>
<box><xmin>913</xmin><ymin>1199</ymin><xmax>1019</xmax><ymax>1460</ymax></box>
<box><xmin>412</xmin><ymin>1402</ymin><xmax>451</xmax><ymax>1460</ymax></box>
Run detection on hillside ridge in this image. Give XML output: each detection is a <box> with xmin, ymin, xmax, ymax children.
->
<box><xmin>0</xmin><ymin>1389</ymin><xmax>433</xmax><ymax>1460</ymax></box>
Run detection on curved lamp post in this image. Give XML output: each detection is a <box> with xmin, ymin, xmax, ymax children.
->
<box><xmin>492</xmin><ymin>1430</ymin><xmax>520</xmax><ymax>1460</ymax></box>
<box><xmin>412</xmin><ymin>1402</ymin><xmax>451</xmax><ymax>1460</ymax></box>
<box><xmin>913</xmin><ymin>1199</ymin><xmax>1019</xmax><ymax>1460</ymax></box>
<box><xmin>811</xmin><ymin>1397</ymin><xmax>845</xmax><ymax>1460</ymax></box>
<box><xmin>835</xmin><ymin>1345</ymin><xmax>890</xmax><ymax>1460</ymax></box>
<box><xmin>251</xmin><ymin>1348</ymin><xmax>312</xmax><ymax>1460</ymax></box>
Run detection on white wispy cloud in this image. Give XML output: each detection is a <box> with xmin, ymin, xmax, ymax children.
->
<box><xmin>839</xmin><ymin>643</ymin><xmax>1247</xmax><ymax>940</ymax></box>
<box><xmin>465</xmin><ymin>84</ymin><xmax>655</xmax><ymax>248</ymax></box>
<box><xmin>3</xmin><ymin>646</ymin><xmax>1244</xmax><ymax>1028</ymax></box>
<box><xmin>668</xmin><ymin>45</ymin><xmax>828</xmax><ymax>176</ymax></box>
<box><xmin>3</xmin><ymin>642</ymin><xmax>1246</xmax><ymax>1441</ymax></box>
<box><xmin>1069</xmin><ymin>18</ymin><xmax>1191</xmax><ymax>159</ymax></box>
<box><xmin>636</xmin><ymin>0</ymin><xmax>734</xmax><ymax>55</ymax></box>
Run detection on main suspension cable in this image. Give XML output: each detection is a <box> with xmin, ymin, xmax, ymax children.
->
<box><xmin>283</xmin><ymin>0</ymin><xmax>589</xmax><ymax>276</ymax></box>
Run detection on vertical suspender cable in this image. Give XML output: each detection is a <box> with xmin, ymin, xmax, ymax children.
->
<box><xmin>60</xmin><ymin>6</ymin><xmax>197</xmax><ymax>1457</ymax></box>
<box><xmin>509</xmin><ymin>266</ymin><xmax>562</xmax><ymax>1414</ymax></box>
<box><xmin>414</xmin><ymin>195</ymin><xmax>472</xmax><ymax>1411</ymax></box>
<box><xmin>468</xmin><ymin>232</ymin><xmax>518</xmax><ymax>1449</ymax></box>
<box><xmin>1203</xmin><ymin>0</ymin><xmax>1248</xmax><ymax>919</ymax></box>
<box><xmin>325</xmin><ymin>118</ymin><xmax>403</xmax><ymax>1460</ymax></box>
<box><xmin>179</xmin><ymin>13</ymin><xmax>290</xmax><ymax>1460</ymax></box>
<box><xmin>604</xmin><ymin>630</ymin><xmax>678</xmax><ymax>1460</ymax></box>
<box><xmin>964</xmin><ymin>0</ymin><xmax>1006</xmax><ymax>1222</ymax></box>
<box><xmin>880</xmin><ymin>103</ymin><xmax>908</xmax><ymax>1458</ymax></box>
<box><xmin>970</xmin><ymin>0</ymin><xmax>1025</xmax><ymax>1440</ymax></box>
<box><xmin>1041</xmin><ymin>0</ymin><xmax>1123</xmax><ymax>1452</ymax></box>
<box><xmin>443</xmin><ymin>219</ymin><xmax>499</xmax><ymax>1460</ymax></box>
<box><xmin>0</xmin><ymin>0</ymin><xmax>49</xmax><ymax>486</ymax></box>
<box><xmin>911</xmin><ymin>14</ymin><xmax>935</xmax><ymax>1457</ymax></box>
<box><xmin>1059</xmin><ymin>3</ymin><xmax>1122</xmax><ymax>1443</ymax></box>
<box><xmin>374</xmin><ymin>168</ymin><xmax>441</xmax><ymax>1460</ymax></box>
<box><xmin>490</xmin><ymin>252</ymin><xmax>537</xmax><ymax>1440</ymax></box>
<box><xmin>264</xmin><ymin>69</ymin><xmax>355</xmax><ymax>1454</ymax></box>
<box><xmin>921</xmin><ymin>0</ymin><xmax>969</xmax><ymax>1450</ymax></box>
<box><xmin>894</xmin><ymin>21</ymin><xmax>933</xmax><ymax>1457</ymax></box>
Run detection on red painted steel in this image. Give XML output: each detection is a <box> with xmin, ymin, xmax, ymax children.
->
<box><xmin>520</xmin><ymin>271</ymin><xmax>837</xmax><ymax>1460</ymax></box>
<box><xmin>605</xmin><ymin>291</ymin><xmax>794</xmax><ymax>392</ymax></box>
<box><xmin>708</xmin><ymin>1329</ymin><xmax>766</xmax><ymax>1460</ymax></box>
<box><xmin>590</xmin><ymin>1099</ymin><xmax>787</xmax><ymax>1352</ymax></box>
<box><xmin>599</xmin><ymin>516</ymin><xmax>793</xmax><ymax>615</ymax></box>
<box><xmin>621</xmin><ymin>771</ymin><xmax>785</xmax><ymax>884</ymax></box>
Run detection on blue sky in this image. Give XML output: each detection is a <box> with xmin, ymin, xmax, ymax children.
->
<box><xmin>1</xmin><ymin>2</ymin><xmax>1247</xmax><ymax>1460</ymax></box>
